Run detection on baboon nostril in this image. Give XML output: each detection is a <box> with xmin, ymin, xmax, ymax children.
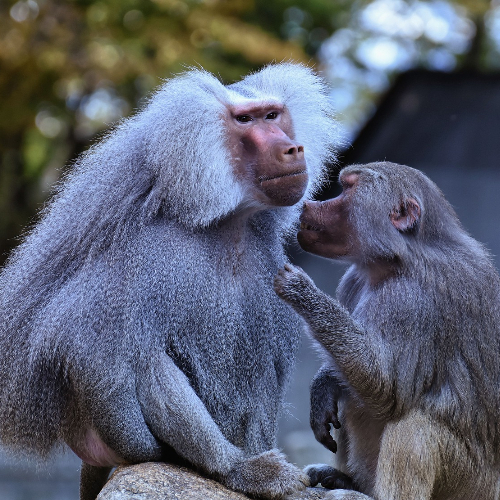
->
<box><xmin>280</xmin><ymin>143</ymin><xmax>304</xmax><ymax>158</ymax></box>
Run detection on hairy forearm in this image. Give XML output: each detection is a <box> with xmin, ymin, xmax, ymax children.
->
<box><xmin>275</xmin><ymin>265</ymin><xmax>393</xmax><ymax>408</ymax></box>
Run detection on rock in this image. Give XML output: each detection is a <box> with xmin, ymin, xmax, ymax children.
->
<box><xmin>97</xmin><ymin>462</ymin><xmax>333</xmax><ymax>500</ymax></box>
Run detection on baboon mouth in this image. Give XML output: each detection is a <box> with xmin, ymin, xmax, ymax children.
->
<box><xmin>300</xmin><ymin>221</ymin><xmax>321</xmax><ymax>232</ymax></box>
<box><xmin>259</xmin><ymin>170</ymin><xmax>307</xmax><ymax>183</ymax></box>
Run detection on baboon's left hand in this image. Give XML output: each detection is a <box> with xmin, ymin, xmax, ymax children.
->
<box><xmin>274</xmin><ymin>264</ymin><xmax>316</xmax><ymax>306</ymax></box>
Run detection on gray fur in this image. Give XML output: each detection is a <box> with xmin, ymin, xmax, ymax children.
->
<box><xmin>275</xmin><ymin>162</ymin><xmax>500</xmax><ymax>499</ymax></box>
<box><xmin>0</xmin><ymin>63</ymin><xmax>338</xmax><ymax>499</ymax></box>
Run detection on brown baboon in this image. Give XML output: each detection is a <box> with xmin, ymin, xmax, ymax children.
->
<box><xmin>275</xmin><ymin>162</ymin><xmax>500</xmax><ymax>499</ymax></box>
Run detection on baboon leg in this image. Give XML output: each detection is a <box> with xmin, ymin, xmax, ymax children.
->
<box><xmin>374</xmin><ymin>410</ymin><xmax>439</xmax><ymax>500</ymax></box>
<box><xmin>80</xmin><ymin>463</ymin><xmax>112</xmax><ymax>500</ymax></box>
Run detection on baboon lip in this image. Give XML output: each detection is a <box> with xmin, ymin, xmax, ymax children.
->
<box><xmin>259</xmin><ymin>169</ymin><xmax>307</xmax><ymax>183</ymax></box>
<box><xmin>300</xmin><ymin>221</ymin><xmax>321</xmax><ymax>232</ymax></box>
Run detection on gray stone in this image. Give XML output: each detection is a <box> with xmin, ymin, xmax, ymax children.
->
<box><xmin>97</xmin><ymin>462</ymin><xmax>333</xmax><ymax>500</ymax></box>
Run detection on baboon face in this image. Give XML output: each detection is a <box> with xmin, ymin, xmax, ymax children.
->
<box><xmin>297</xmin><ymin>173</ymin><xmax>359</xmax><ymax>259</ymax></box>
<box><xmin>297</xmin><ymin>168</ymin><xmax>421</xmax><ymax>260</ymax></box>
<box><xmin>226</xmin><ymin>104</ymin><xmax>308</xmax><ymax>207</ymax></box>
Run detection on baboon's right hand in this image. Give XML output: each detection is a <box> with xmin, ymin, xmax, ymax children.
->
<box><xmin>225</xmin><ymin>449</ymin><xmax>309</xmax><ymax>499</ymax></box>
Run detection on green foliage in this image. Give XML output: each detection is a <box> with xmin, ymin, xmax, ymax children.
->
<box><xmin>247</xmin><ymin>0</ymin><xmax>352</xmax><ymax>54</ymax></box>
<box><xmin>0</xmin><ymin>0</ymin><xmax>337</xmax><ymax>262</ymax></box>
<box><xmin>22</xmin><ymin>129</ymin><xmax>52</xmax><ymax>179</ymax></box>
<box><xmin>1</xmin><ymin>0</ymin><xmax>495</xmax><ymax>263</ymax></box>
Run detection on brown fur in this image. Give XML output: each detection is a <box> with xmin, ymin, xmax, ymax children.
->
<box><xmin>275</xmin><ymin>162</ymin><xmax>500</xmax><ymax>499</ymax></box>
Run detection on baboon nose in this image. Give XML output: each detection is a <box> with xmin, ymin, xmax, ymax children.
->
<box><xmin>277</xmin><ymin>141</ymin><xmax>305</xmax><ymax>165</ymax></box>
<box><xmin>283</xmin><ymin>143</ymin><xmax>304</xmax><ymax>157</ymax></box>
<box><xmin>285</xmin><ymin>144</ymin><xmax>304</xmax><ymax>154</ymax></box>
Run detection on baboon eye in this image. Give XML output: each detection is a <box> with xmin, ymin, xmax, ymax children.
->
<box><xmin>236</xmin><ymin>115</ymin><xmax>253</xmax><ymax>123</ymax></box>
<box><xmin>266</xmin><ymin>112</ymin><xmax>278</xmax><ymax>120</ymax></box>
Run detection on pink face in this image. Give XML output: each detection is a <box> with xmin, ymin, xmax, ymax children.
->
<box><xmin>297</xmin><ymin>173</ymin><xmax>359</xmax><ymax>259</ymax></box>
<box><xmin>226</xmin><ymin>103</ymin><xmax>308</xmax><ymax>207</ymax></box>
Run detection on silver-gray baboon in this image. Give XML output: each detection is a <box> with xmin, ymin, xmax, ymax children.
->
<box><xmin>0</xmin><ymin>64</ymin><xmax>339</xmax><ymax>500</ymax></box>
<box><xmin>275</xmin><ymin>162</ymin><xmax>500</xmax><ymax>500</ymax></box>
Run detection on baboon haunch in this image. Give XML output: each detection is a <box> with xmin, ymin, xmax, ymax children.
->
<box><xmin>275</xmin><ymin>162</ymin><xmax>500</xmax><ymax>499</ymax></box>
<box><xmin>0</xmin><ymin>64</ymin><xmax>339</xmax><ymax>500</ymax></box>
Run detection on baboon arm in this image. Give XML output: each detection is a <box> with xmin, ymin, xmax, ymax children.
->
<box><xmin>136</xmin><ymin>351</ymin><xmax>309</xmax><ymax>497</ymax></box>
<box><xmin>308</xmin><ymin>298</ymin><xmax>393</xmax><ymax>408</ymax></box>
<box><xmin>275</xmin><ymin>265</ymin><xmax>391</xmax><ymax>405</ymax></box>
<box><xmin>137</xmin><ymin>351</ymin><xmax>243</xmax><ymax>477</ymax></box>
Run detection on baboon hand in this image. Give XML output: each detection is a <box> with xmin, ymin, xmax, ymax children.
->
<box><xmin>225</xmin><ymin>449</ymin><xmax>309</xmax><ymax>499</ymax></box>
<box><xmin>310</xmin><ymin>401</ymin><xmax>341</xmax><ymax>453</ymax></box>
<box><xmin>310</xmin><ymin>367</ymin><xmax>343</xmax><ymax>454</ymax></box>
<box><xmin>274</xmin><ymin>264</ymin><xmax>316</xmax><ymax>307</ymax></box>
<box><xmin>304</xmin><ymin>464</ymin><xmax>356</xmax><ymax>490</ymax></box>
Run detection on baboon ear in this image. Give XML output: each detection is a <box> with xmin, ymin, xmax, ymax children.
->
<box><xmin>390</xmin><ymin>198</ymin><xmax>421</xmax><ymax>233</ymax></box>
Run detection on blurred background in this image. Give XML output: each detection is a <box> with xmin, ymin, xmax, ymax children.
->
<box><xmin>1</xmin><ymin>0</ymin><xmax>500</xmax><ymax>497</ymax></box>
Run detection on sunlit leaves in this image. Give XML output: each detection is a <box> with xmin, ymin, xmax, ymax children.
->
<box><xmin>187</xmin><ymin>11</ymin><xmax>306</xmax><ymax>64</ymax></box>
<box><xmin>23</xmin><ymin>128</ymin><xmax>52</xmax><ymax>179</ymax></box>
<box><xmin>0</xmin><ymin>0</ymin><xmax>318</xmax><ymax>261</ymax></box>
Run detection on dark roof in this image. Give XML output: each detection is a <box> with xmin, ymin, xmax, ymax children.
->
<box><xmin>322</xmin><ymin>69</ymin><xmax>500</xmax><ymax>199</ymax></box>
